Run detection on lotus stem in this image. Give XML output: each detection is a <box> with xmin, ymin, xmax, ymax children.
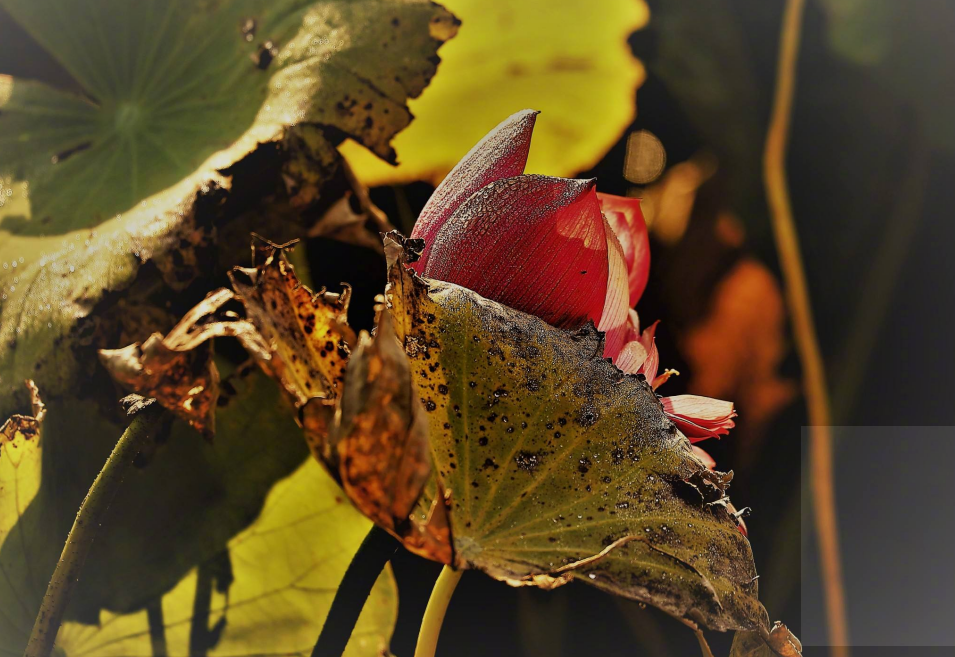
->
<box><xmin>414</xmin><ymin>565</ymin><xmax>463</xmax><ymax>657</ymax></box>
<box><xmin>23</xmin><ymin>399</ymin><xmax>164</xmax><ymax>657</ymax></box>
<box><xmin>763</xmin><ymin>0</ymin><xmax>849</xmax><ymax>655</ymax></box>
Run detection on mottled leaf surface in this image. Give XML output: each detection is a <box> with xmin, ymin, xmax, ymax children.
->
<box><xmin>384</xmin><ymin>234</ymin><xmax>767</xmax><ymax>632</ymax></box>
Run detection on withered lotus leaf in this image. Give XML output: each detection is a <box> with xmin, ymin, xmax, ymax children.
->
<box><xmin>382</xmin><ymin>232</ymin><xmax>770</xmax><ymax>633</ymax></box>
<box><xmin>100</xmin><ymin>242</ymin><xmax>356</xmax><ymax>442</ymax></box>
<box><xmin>230</xmin><ymin>243</ymin><xmax>356</xmax><ymax>407</ymax></box>
<box><xmin>730</xmin><ymin>623</ymin><xmax>803</xmax><ymax>657</ymax></box>
<box><xmin>99</xmin><ymin>289</ymin><xmax>268</xmax><ymax>437</ymax></box>
<box><xmin>0</xmin><ymin>380</ymin><xmax>45</xmax><ymax>445</ymax></box>
<box><xmin>333</xmin><ymin>306</ymin><xmax>432</xmax><ymax>537</ymax></box>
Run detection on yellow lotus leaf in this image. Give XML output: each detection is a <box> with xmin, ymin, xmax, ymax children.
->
<box><xmin>339</xmin><ymin>0</ymin><xmax>648</xmax><ymax>185</ymax></box>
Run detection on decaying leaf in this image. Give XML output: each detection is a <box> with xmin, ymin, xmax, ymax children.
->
<box><xmin>100</xmin><ymin>239</ymin><xmax>357</xmax><ymax>444</ymax></box>
<box><xmin>50</xmin><ymin>460</ymin><xmax>397</xmax><ymax>657</ymax></box>
<box><xmin>230</xmin><ymin>241</ymin><xmax>356</xmax><ymax>408</ymax></box>
<box><xmin>0</xmin><ymin>381</ymin><xmax>48</xmax><ymax>647</ymax></box>
<box><xmin>98</xmin><ymin>289</ymin><xmax>256</xmax><ymax>437</ymax></box>
<box><xmin>381</xmin><ymin>232</ymin><xmax>768</xmax><ymax>632</ymax></box>
<box><xmin>0</xmin><ymin>379</ymin><xmax>45</xmax><ymax>445</ymax></box>
<box><xmin>0</xmin><ymin>0</ymin><xmax>456</xmax><ymax>420</ymax></box>
<box><xmin>304</xmin><ymin>157</ymin><xmax>395</xmax><ymax>253</ymax></box>
<box><xmin>730</xmin><ymin>622</ymin><xmax>803</xmax><ymax>657</ymax></box>
<box><xmin>334</xmin><ymin>307</ymin><xmax>431</xmax><ymax>524</ymax></box>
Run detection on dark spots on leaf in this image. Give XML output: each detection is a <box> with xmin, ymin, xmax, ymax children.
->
<box><xmin>611</xmin><ymin>447</ymin><xmax>624</xmax><ymax>465</ymax></box>
<box><xmin>481</xmin><ymin>458</ymin><xmax>499</xmax><ymax>471</ymax></box>
<box><xmin>577</xmin><ymin>404</ymin><xmax>599</xmax><ymax>427</ymax></box>
<box><xmin>526</xmin><ymin>378</ymin><xmax>540</xmax><ymax>392</ymax></box>
<box><xmin>438</xmin><ymin>384</ymin><xmax>449</xmax><ymax>394</ymax></box>
<box><xmin>616</xmin><ymin>501</ymin><xmax>630</xmax><ymax>509</ymax></box>
<box><xmin>515</xmin><ymin>450</ymin><xmax>545</xmax><ymax>472</ymax></box>
<box><xmin>578</xmin><ymin>456</ymin><xmax>591</xmax><ymax>474</ymax></box>
<box><xmin>52</xmin><ymin>141</ymin><xmax>92</xmax><ymax>164</ymax></box>
<box><xmin>424</xmin><ymin>399</ymin><xmax>436</xmax><ymax>412</ymax></box>
<box><xmin>478</xmin><ymin>436</ymin><xmax>488</xmax><ymax>446</ymax></box>
<box><xmin>254</xmin><ymin>41</ymin><xmax>278</xmax><ymax>69</ymax></box>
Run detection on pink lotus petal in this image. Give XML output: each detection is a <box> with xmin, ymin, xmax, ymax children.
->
<box><xmin>661</xmin><ymin>394</ymin><xmax>737</xmax><ymax>442</ymax></box>
<box><xmin>597</xmin><ymin>221</ymin><xmax>631</xmax><ymax>359</ymax></box>
<box><xmin>613</xmin><ymin>339</ymin><xmax>650</xmax><ymax>375</ymax></box>
<box><xmin>640</xmin><ymin>322</ymin><xmax>661</xmax><ymax>384</ymax></box>
<box><xmin>691</xmin><ymin>445</ymin><xmax>717</xmax><ymax>470</ymax></box>
<box><xmin>611</xmin><ymin>312</ymin><xmax>663</xmax><ymax>381</ymax></box>
<box><xmin>412</xmin><ymin>110</ymin><xmax>538</xmax><ymax>268</ymax></box>
<box><xmin>420</xmin><ymin>175</ymin><xmax>610</xmax><ymax>330</ymax></box>
<box><xmin>598</xmin><ymin>193</ymin><xmax>650</xmax><ymax>306</ymax></box>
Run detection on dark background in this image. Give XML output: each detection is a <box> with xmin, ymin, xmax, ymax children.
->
<box><xmin>4</xmin><ymin>0</ymin><xmax>955</xmax><ymax>654</ymax></box>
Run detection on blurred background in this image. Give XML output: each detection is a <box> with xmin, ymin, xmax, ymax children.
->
<box><xmin>4</xmin><ymin>0</ymin><xmax>954</xmax><ymax>654</ymax></box>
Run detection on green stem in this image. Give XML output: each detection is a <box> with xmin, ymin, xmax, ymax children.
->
<box><xmin>310</xmin><ymin>524</ymin><xmax>399</xmax><ymax>657</ymax></box>
<box><xmin>23</xmin><ymin>401</ymin><xmax>164</xmax><ymax>657</ymax></box>
<box><xmin>414</xmin><ymin>566</ymin><xmax>463</xmax><ymax>657</ymax></box>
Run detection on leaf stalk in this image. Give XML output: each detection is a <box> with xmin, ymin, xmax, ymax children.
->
<box><xmin>414</xmin><ymin>565</ymin><xmax>463</xmax><ymax>657</ymax></box>
<box><xmin>23</xmin><ymin>400</ymin><xmax>164</xmax><ymax>657</ymax></box>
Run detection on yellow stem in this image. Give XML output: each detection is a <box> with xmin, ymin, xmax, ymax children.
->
<box><xmin>763</xmin><ymin>0</ymin><xmax>849</xmax><ymax>655</ymax></box>
<box><xmin>414</xmin><ymin>566</ymin><xmax>463</xmax><ymax>657</ymax></box>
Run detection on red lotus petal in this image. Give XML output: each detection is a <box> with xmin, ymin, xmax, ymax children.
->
<box><xmin>598</xmin><ymin>193</ymin><xmax>650</xmax><ymax>306</ymax></box>
<box><xmin>661</xmin><ymin>394</ymin><xmax>737</xmax><ymax>442</ymax></box>
<box><xmin>412</xmin><ymin>110</ymin><xmax>538</xmax><ymax>268</ymax></box>
<box><xmin>597</xmin><ymin>220</ymin><xmax>631</xmax><ymax>359</ymax></box>
<box><xmin>420</xmin><ymin>174</ymin><xmax>610</xmax><ymax>330</ymax></box>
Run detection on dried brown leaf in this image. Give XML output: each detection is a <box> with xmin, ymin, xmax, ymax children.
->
<box><xmin>730</xmin><ymin>622</ymin><xmax>803</xmax><ymax>657</ymax></box>
<box><xmin>229</xmin><ymin>242</ymin><xmax>356</xmax><ymax>409</ymax></box>
<box><xmin>334</xmin><ymin>307</ymin><xmax>432</xmax><ymax>534</ymax></box>
<box><xmin>0</xmin><ymin>380</ymin><xmax>44</xmax><ymax>444</ymax></box>
<box><xmin>98</xmin><ymin>289</ymin><xmax>268</xmax><ymax>437</ymax></box>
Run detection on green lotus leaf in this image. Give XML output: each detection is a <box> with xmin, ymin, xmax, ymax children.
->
<box><xmin>385</xmin><ymin>233</ymin><xmax>769</xmax><ymax>633</ymax></box>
